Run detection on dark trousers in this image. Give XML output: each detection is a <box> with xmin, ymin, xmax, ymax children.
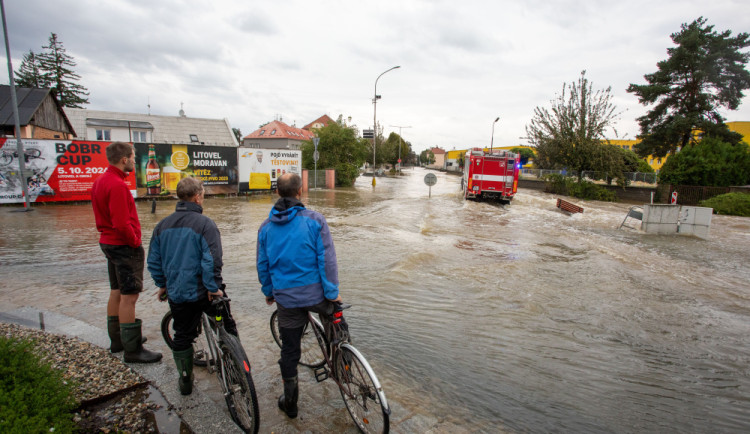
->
<box><xmin>277</xmin><ymin>300</ymin><xmax>333</xmax><ymax>378</ymax></box>
<box><xmin>169</xmin><ymin>296</ymin><xmax>238</xmax><ymax>352</ymax></box>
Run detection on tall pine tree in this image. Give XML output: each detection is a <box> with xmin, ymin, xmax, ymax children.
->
<box><xmin>36</xmin><ymin>33</ymin><xmax>89</xmax><ymax>108</ymax></box>
<box><xmin>14</xmin><ymin>50</ymin><xmax>48</xmax><ymax>88</ymax></box>
<box><xmin>627</xmin><ymin>18</ymin><xmax>750</xmax><ymax>158</ymax></box>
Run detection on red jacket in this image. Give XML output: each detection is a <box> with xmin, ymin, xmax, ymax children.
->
<box><xmin>91</xmin><ymin>165</ymin><xmax>141</xmax><ymax>247</ymax></box>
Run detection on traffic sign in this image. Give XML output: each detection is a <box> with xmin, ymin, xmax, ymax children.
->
<box><xmin>424</xmin><ymin>173</ymin><xmax>437</xmax><ymax>186</ymax></box>
<box><xmin>313</xmin><ymin>137</ymin><xmax>320</xmax><ymax>149</ymax></box>
<box><xmin>363</xmin><ymin>129</ymin><xmax>374</xmax><ymax>139</ymax></box>
<box><xmin>313</xmin><ymin>151</ymin><xmax>319</xmax><ymax>162</ymax></box>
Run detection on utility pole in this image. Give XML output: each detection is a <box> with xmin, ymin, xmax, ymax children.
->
<box><xmin>372</xmin><ymin>66</ymin><xmax>400</xmax><ymax>186</ymax></box>
<box><xmin>389</xmin><ymin>125</ymin><xmax>411</xmax><ymax>173</ymax></box>
<box><xmin>1</xmin><ymin>0</ymin><xmax>31</xmax><ymax>210</ymax></box>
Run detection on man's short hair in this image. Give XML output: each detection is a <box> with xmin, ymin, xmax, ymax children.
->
<box><xmin>277</xmin><ymin>173</ymin><xmax>301</xmax><ymax>198</ymax></box>
<box><xmin>176</xmin><ymin>177</ymin><xmax>204</xmax><ymax>200</ymax></box>
<box><xmin>106</xmin><ymin>142</ymin><xmax>134</xmax><ymax>165</ymax></box>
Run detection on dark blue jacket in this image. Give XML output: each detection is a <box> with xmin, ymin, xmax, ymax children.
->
<box><xmin>147</xmin><ymin>201</ymin><xmax>223</xmax><ymax>303</ymax></box>
<box><xmin>257</xmin><ymin>197</ymin><xmax>339</xmax><ymax>308</ymax></box>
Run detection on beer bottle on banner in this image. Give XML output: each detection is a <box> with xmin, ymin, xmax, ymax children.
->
<box><xmin>146</xmin><ymin>144</ymin><xmax>161</xmax><ymax>195</ymax></box>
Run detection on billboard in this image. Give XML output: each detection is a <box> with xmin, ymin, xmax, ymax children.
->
<box><xmin>0</xmin><ymin>138</ymin><xmax>136</xmax><ymax>204</ymax></box>
<box><xmin>238</xmin><ymin>148</ymin><xmax>301</xmax><ymax>192</ymax></box>
<box><xmin>133</xmin><ymin>143</ymin><xmax>238</xmax><ymax>196</ymax></box>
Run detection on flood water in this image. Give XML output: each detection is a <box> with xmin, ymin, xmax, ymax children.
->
<box><xmin>1</xmin><ymin>167</ymin><xmax>750</xmax><ymax>433</ymax></box>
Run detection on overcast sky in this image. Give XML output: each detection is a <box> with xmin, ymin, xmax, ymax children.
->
<box><xmin>2</xmin><ymin>0</ymin><xmax>749</xmax><ymax>153</ymax></box>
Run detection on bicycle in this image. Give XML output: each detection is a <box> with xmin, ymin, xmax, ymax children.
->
<box><xmin>270</xmin><ymin>302</ymin><xmax>391</xmax><ymax>433</ymax></box>
<box><xmin>162</xmin><ymin>296</ymin><xmax>260</xmax><ymax>433</ymax></box>
<box><xmin>0</xmin><ymin>147</ymin><xmax>43</xmax><ymax>166</ymax></box>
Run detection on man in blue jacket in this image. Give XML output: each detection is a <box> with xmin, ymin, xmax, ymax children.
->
<box><xmin>257</xmin><ymin>173</ymin><xmax>342</xmax><ymax>419</ymax></box>
<box><xmin>147</xmin><ymin>176</ymin><xmax>235</xmax><ymax>395</ymax></box>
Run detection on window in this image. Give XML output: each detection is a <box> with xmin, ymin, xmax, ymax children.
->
<box><xmin>133</xmin><ymin>131</ymin><xmax>147</xmax><ymax>142</ymax></box>
<box><xmin>271</xmin><ymin>129</ymin><xmax>277</xmax><ymax>135</ymax></box>
<box><xmin>259</xmin><ymin>130</ymin><xmax>265</xmax><ymax>136</ymax></box>
<box><xmin>190</xmin><ymin>134</ymin><xmax>199</xmax><ymax>142</ymax></box>
<box><xmin>96</xmin><ymin>129</ymin><xmax>111</xmax><ymax>141</ymax></box>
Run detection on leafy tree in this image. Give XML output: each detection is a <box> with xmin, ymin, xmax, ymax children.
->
<box><xmin>510</xmin><ymin>147</ymin><xmax>536</xmax><ymax>166</ymax></box>
<box><xmin>37</xmin><ymin>33</ymin><xmax>89</xmax><ymax>107</ymax></box>
<box><xmin>657</xmin><ymin>137</ymin><xmax>750</xmax><ymax>186</ymax></box>
<box><xmin>627</xmin><ymin>17</ymin><xmax>750</xmax><ymax>158</ymax></box>
<box><xmin>419</xmin><ymin>149</ymin><xmax>435</xmax><ymax>165</ymax></box>
<box><xmin>381</xmin><ymin>132</ymin><xmax>413</xmax><ymax>168</ymax></box>
<box><xmin>525</xmin><ymin>70</ymin><xmax>622</xmax><ymax>180</ymax></box>
<box><xmin>232</xmin><ymin>128</ymin><xmax>243</xmax><ymax>143</ymax></box>
<box><xmin>300</xmin><ymin>117</ymin><xmax>369</xmax><ymax>187</ymax></box>
<box><xmin>14</xmin><ymin>51</ymin><xmax>48</xmax><ymax>88</ymax></box>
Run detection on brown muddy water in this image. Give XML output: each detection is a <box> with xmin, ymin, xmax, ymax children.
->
<box><xmin>1</xmin><ymin>167</ymin><xmax>749</xmax><ymax>433</ymax></box>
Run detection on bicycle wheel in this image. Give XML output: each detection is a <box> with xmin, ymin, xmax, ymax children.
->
<box><xmin>219</xmin><ymin>332</ymin><xmax>260</xmax><ymax>433</ymax></box>
<box><xmin>270</xmin><ymin>310</ymin><xmax>326</xmax><ymax>368</ymax></box>
<box><xmin>334</xmin><ymin>345</ymin><xmax>390</xmax><ymax>433</ymax></box>
<box><xmin>161</xmin><ymin>310</ymin><xmax>209</xmax><ymax>367</ymax></box>
<box><xmin>0</xmin><ymin>152</ymin><xmax>12</xmax><ymax>166</ymax></box>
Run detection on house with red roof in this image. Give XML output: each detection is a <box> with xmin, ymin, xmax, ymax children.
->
<box><xmin>242</xmin><ymin>120</ymin><xmax>315</xmax><ymax>150</ymax></box>
<box><xmin>429</xmin><ymin>147</ymin><xmax>446</xmax><ymax>168</ymax></box>
<box><xmin>302</xmin><ymin>114</ymin><xmax>335</xmax><ymax>131</ymax></box>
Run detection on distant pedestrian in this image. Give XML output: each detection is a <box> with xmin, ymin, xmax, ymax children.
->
<box><xmin>147</xmin><ymin>176</ymin><xmax>237</xmax><ymax>395</ymax></box>
<box><xmin>91</xmin><ymin>141</ymin><xmax>162</xmax><ymax>363</ymax></box>
<box><xmin>257</xmin><ymin>172</ymin><xmax>342</xmax><ymax>418</ymax></box>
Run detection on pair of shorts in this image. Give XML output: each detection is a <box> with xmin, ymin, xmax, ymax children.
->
<box><xmin>100</xmin><ymin>244</ymin><xmax>145</xmax><ymax>295</ymax></box>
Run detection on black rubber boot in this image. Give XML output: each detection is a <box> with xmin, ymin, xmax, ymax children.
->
<box><xmin>173</xmin><ymin>347</ymin><xmax>194</xmax><ymax>395</ymax></box>
<box><xmin>108</xmin><ymin>316</ymin><xmax>146</xmax><ymax>353</ymax></box>
<box><xmin>121</xmin><ymin>319</ymin><xmax>162</xmax><ymax>363</ymax></box>
<box><xmin>277</xmin><ymin>376</ymin><xmax>298</xmax><ymax>418</ymax></box>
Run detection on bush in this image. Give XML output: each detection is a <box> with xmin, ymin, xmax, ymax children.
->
<box><xmin>700</xmin><ymin>193</ymin><xmax>750</xmax><ymax>217</ymax></box>
<box><xmin>543</xmin><ymin>174</ymin><xmax>618</xmax><ymax>201</ymax></box>
<box><xmin>659</xmin><ymin>138</ymin><xmax>750</xmax><ymax>186</ymax></box>
<box><xmin>0</xmin><ymin>336</ymin><xmax>76</xmax><ymax>433</ymax></box>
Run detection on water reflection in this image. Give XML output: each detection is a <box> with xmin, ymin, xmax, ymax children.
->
<box><xmin>1</xmin><ymin>168</ymin><xmax>749</xmax><ymax>432</ymax></box>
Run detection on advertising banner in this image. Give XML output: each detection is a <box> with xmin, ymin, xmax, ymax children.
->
<box><xmin>133</xmin><ymin>143</ymin><xmax>238</xmax><ymax>196</ymax></box>
<box><xmin>238</xmin><ymin>148</ymin><xmax>301</xmax><ymax>192</ymax></box>
<box><xmin>0</xmin><ymin>138</ymin><xmax>135</xmax><ymax>204</ymax></box>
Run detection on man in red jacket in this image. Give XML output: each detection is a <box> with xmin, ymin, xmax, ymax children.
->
<box><xmin>91</xmin><ymin>142</ymin><xmax>161</xmax><ymax>363</ymax></box>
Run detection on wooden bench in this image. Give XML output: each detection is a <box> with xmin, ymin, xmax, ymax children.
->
<box><xmin>556</xmin><ymin>198</ymin><xmax>584</xmax><ymax>214</ymax></box>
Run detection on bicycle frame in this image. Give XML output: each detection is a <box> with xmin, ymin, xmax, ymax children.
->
<box><xmin>309</xmin><ymin>310</ymin><xmax>389</xmax><ymax>411</ymax></box>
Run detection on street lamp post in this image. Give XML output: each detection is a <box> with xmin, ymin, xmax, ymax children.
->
<box><xmin>372</xmin><ymin>65</ymin><xmax>400</xmax><ymax>186</ymax></box>
<box><xmin>490</xmin><ymin>116</ymin><xmax>500</xmax><ymax>153</ymax></box>
<box><xmin>390</xmin><ymin>124</ymin><xmax>411</xmax><ymax>173</ymax></box>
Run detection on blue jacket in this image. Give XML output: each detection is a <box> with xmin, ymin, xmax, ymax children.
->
<box><xmin>257</xmin><ymin>197</ymin><xmax>339</xmax><ymax>308</ymax></box>
<box><xmin>147</xmin><ymin>201</ymin><xmax>223</xmax><ymax>303</ymax></box>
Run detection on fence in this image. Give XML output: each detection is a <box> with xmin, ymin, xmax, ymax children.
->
<box><xmin>520</xmin><ymin>169</ymin><xmax>658</xmax><ymax>185</ymax></box>
<box><xmin>670</xmin><ymin>185</ymin><xmax>731</xmax><ymax>206</ymax></box>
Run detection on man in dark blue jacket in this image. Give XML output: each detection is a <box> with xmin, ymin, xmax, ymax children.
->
<box><xmin>147</xmin><ymin>176</ymin><xmax>234</xmax><ymax>395</ymax></box>
<box><xmin>257</xmin><ymin>173</ymin><xmax>342</xmax><ymax>418</ymax></box>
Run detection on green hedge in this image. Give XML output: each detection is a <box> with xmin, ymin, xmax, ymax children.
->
<box><xmin>0</xmin><ymin>336</ymin><xmax>76</xmax><ymax>433</ymax></box>
<box><xmin>700</xmin><ymin>193</ymin><xmax>750</xmax><ymax>217</ymax></box>
<box><xmin>542</xmin><ymin>174</ymin><xmax>618</xmax><ymax>202</ymax></box>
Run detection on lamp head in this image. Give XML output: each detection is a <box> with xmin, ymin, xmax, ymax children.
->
<box><xmin>494</xmin><ymin>117</ymin><xmax>500</xmax><ymax>123</ymax></box>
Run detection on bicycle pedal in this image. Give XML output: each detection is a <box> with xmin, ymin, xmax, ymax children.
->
<box><xmin>314</xmin><ymin>366</ymin><xmax>329</xmax><ymax>382</ymax></box>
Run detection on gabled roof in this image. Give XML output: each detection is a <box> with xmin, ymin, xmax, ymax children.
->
<box><xmin>65</xmin><ymin>108</ymin><xmax>238</xmax><ymax>147</ymax></box>
<box><xmin>430</xmin><ymin>147</ymin><xmax>446</xmax><ymax>154</ymax></box>
<box><xmin>302</xmin><ymin>114</ymin><xmax>335</xmax><ymax>130</ymax></box>
<box><xmin>244</xmin><ymin>120</ymin><xmax>315</xmax><ymax>140</ymax></box>
<box><xmin>0</xmin><ymin>86</ymin><xmax>75</xmax><ymax>135</ymax></box>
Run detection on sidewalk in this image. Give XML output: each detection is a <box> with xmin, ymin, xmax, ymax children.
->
<box><xmin>0</xmin><ymin>306</ymin><xmax>243</xmax><ymax>434</ymax></box>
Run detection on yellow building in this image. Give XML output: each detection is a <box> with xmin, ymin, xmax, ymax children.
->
<box><xmin>609</xmin><ymin>122</ymin><xmax>750</xmax><ymax>172</ymax></box>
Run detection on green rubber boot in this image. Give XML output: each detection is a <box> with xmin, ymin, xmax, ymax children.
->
<box><xmin>173</xmin><ymin>347</ymin><xmax>194</xmax><ymax>395</ymax></box>
<box><xmin>108</xmin><ymin>316</ymin><xmax>147</xmax><ymax>353</ymax></box>
<box><xmin>121</xmin><ymin>319</ymin><xmax>162</xmax><ymax>364</ymax></box>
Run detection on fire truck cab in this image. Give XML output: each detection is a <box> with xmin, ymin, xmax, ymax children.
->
<box><xmin>462</xmin><ymin>148</ymin><xmax>519</xmax><ymax>202</ymax></box>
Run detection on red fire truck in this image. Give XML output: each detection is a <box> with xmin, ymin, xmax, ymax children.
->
<box><xmin>462</xmin><ymin>148</ymin><xmax>519</xmax><ymax>202</ymax></box>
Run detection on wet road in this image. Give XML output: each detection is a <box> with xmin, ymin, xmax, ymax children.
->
<box><xmin>1</xmin><ymin>167</ymin><xmax>750</xmax><ymax>433</ymax></box>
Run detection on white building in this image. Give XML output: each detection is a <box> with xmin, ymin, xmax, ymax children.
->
<box><xmin>64</xmin><ymin>108</ymin><xmax>238</xmax><ymax>147</ymax></box>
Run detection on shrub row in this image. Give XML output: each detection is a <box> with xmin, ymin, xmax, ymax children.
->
<box><xmin>542</xmin><ymin>174</ymin><xmax>618</xmax><ymax>202</ymax></box>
